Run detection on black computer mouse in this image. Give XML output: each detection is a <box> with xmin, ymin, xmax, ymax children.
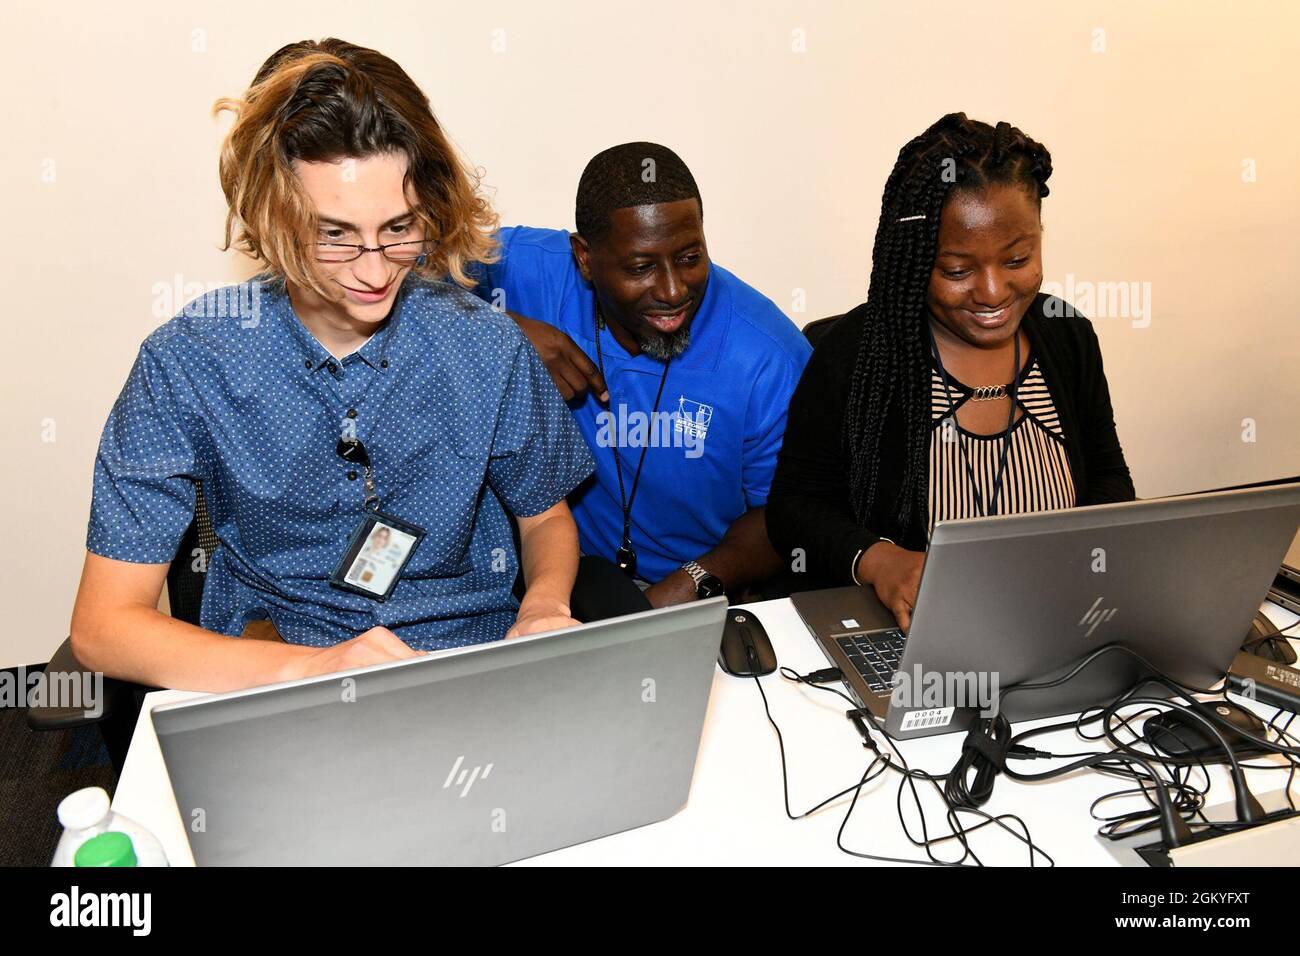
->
<box><xmin>1143</xmin><ymin>702</ymin><xmax>1269</xmax><ymax>760</ymax></box>
<box><xmin>718</xmin><ymin>608</ymin><xmax>777</xmax><ymax>677</ymax></box>
<box><xmin>1242</xmin><ymin>612</ymin><xmax>1298</xmax><ymax>665</ymax></box>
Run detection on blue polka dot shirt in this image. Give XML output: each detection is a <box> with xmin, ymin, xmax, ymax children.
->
<box><xmin>86</xmin><ymin>274</ymin><xmax>595</xmax><ymax>650</ymax></box>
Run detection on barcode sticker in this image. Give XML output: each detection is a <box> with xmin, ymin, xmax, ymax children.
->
<box><xmin>1266</xmin><ymin>664</ymin><xmax>1300</xmax><ymax>690</ymax></box>
<box><xmin>899</xmin><ymin>707</ymin><xmax>955</xmax><ymax>732</ymax></box>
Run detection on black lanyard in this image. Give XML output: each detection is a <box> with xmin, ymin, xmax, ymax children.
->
<box><xmin>336</xmin><ymin>436</ymin><xmax>381</xmax><ymax>511</ymax></box>
<box><xmin>928</xmin><ymin>323</ymin><xmax>1021</xmax><ymax>518</ymax></box>
<box><xmin>323</xmin><ymin>320</ymin><xmax>400</xmax><ymax>513</ymax></box>
<box><xmin>594</xmin><ymin>304</ymin><xmax>671</xmax><ymax>577</ymax></box>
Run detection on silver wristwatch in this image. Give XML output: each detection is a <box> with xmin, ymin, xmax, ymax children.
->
<box><xmin>681</xmin><ymin>560</ymin><xmax>726</xmax><ymax>598</ymax></box>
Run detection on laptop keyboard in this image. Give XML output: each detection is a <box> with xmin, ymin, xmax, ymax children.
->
<box><xmin>835</xmin><ymin>629</ymin><xmax>906</xmax><ymax>696</ymax></box>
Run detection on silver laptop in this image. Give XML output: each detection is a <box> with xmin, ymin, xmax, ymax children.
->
<box><xmin>153</xmin><ymin>598</ymin><xmax>727</xmax><ymax>866</ymax></box>
<box><xmin>791</xmin><ymin>483</ymin><xmax>1300</xmax><ymax>740</ymax></box>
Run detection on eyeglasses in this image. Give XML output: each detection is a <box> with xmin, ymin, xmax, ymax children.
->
<box><xmin>315</xmin><ymin>239</ymin><xmax>432</xmax><ymax>264</ymax></box>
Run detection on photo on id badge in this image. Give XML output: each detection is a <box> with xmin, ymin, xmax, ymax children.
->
<box><xmin>331</xmin><ymin>512</ymin><xmax>425</xmax><ymax>602</ymax></box>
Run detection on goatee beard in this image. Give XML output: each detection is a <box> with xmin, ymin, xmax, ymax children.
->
<box><xmin>640</xmin><ymin>326</ymin><xmax>691</xmax><ymax>360</ymax></box>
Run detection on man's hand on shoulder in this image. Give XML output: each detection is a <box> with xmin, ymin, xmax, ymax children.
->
<box><xmin>508</xmin><ymin>311</ymin><xmax>608</xmax><ymax>402</ymax></box>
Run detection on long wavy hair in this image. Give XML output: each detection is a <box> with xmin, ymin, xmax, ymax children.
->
<box><xmin>213</xmin><ymin>38</ymin><xmax>498</xmax><ymax>297</ymax></box>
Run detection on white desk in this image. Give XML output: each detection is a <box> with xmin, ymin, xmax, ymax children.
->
<box><xmin>111</xmin><ymin>598</ymin><xmax>1300</xmax><ymax>866</ymax></box>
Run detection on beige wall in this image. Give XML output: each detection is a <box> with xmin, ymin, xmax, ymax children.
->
<box><xmin>4</xmin><ymin>0</ymin><xmax>1297</xmax><ymax>667</ymax></box>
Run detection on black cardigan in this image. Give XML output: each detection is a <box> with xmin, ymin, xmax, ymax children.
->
<box><xmin>766</xmin><ymin>293</ymin><xmax>1135</xmax><ymax>588</ymax></box>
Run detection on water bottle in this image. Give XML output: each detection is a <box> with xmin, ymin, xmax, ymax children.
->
<box><xmin>51</xmin><ymin>787</ymin><xmax>168</xmax><ymax>867</ymax></box>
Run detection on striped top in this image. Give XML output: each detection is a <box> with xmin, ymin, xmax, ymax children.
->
<box><xmin>927</xmin><ymin>354</ymin><xmax>1075</xmax><ymax>535</ymax></box>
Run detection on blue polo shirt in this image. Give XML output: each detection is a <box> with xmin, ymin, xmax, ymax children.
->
<box><xmin>87</xmin><ymin>273</ymin><xmax>594</xmax><ymax>650</ymax></box>
<box><xmin>472</xmin><ymin>226</ymin><xmax>811</xmax><ymax>583</ymax></box>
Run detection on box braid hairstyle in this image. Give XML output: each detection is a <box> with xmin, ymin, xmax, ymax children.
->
<box><xmin>575</xmin><ymin>142</ymin><xmax>702</xmax><ymax>243</ymax></box>
<box><xmin>844</xmin><ymin>113</ymin><xmax>1052</xmax><ymax>538</ymax></box>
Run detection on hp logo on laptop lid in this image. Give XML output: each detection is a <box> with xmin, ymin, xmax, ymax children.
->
<box><xmin>1079</xmin><ymin>597</ymin><xmax>1118</xmax><ymax>637</ymax></box>
<box><xmin>443</xmin><ymin>755</ymin><xmax>494</xmax><ymax>798</ymax></box>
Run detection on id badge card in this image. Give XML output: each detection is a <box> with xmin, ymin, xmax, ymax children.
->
<box><xmin>330</xmin><ymin>510</ymin><xmax>426</xmax><ymax>602</ymax></box>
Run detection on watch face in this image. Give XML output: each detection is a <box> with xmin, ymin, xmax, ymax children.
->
<box><xmin>697</xmin><ymin>574</ymin><xmax>726</xmax><ymax>599</ymax></box>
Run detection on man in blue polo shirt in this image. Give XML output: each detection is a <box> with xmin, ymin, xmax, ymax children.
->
<box><xmin>472</xmin><ymin>142</ymin><xmax>811</xmax><ymax>607</ymax></box>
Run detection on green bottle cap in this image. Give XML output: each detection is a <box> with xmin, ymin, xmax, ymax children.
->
<box><xmin>74</xmin><ymin>831</ymin><xmax>138</xmax><ymax>867</ymax></box>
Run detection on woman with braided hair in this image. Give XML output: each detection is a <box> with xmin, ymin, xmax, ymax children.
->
<box><xmin>767</xmin><ymin>113</ymin><xmax>1133</xmax><ymax>629</ymax></box>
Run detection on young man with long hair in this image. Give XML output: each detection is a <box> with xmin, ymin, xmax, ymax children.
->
<box><xmin>71</xmin><ymin>39</ymin><xmax>594</xmax><ymax>692</ymax></box>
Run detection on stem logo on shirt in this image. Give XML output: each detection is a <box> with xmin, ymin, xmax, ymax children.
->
<box><xmin>674</xmin><ymin>396</ymin><xmax>713</xmax><ymax>441</ymax></box>
<box><xmin>594</xmin><ymin>403</ymin><xmax>707</xmax><ymax>459</ymax></box>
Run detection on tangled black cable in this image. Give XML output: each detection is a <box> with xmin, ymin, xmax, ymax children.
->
<box><xmin>749</xmin><ymin>667</ymin><xmax>1054</xmax><ymax>866</ymax></box>
<box><xmin>753</xmin><ymin>635</ymin><xmax>1300</xmax><ymax>862</ymax></box>
<box><xmin>1060</xmin><ymin>680</ymin><xmax>1300</xmax><ymax>840</ymax></box>
<box><xmin>1085</xmin><ymin>704</ymin><xmax>1299</xmax><ymax>840</ymax></box>
<box><xmin>951</xmin><ymin>643</ymin><xmax>1300</xmax><ymax>848</ymax></box>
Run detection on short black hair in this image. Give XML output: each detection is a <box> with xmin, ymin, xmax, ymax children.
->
<box><xmin>574</xmin><ymin>142</ymin><xmax>702</xmax><ymax>244</ymax></box>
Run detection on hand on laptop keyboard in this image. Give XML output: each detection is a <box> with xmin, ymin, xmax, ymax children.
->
<box><xmin>284</xmin><ymin>626</ymin><xmax>426</xmax><ymax>681</ymax></box>
<box><xmin>857</xmin><ymin>542</ymin><xmax>924</xmax><ymax>632</ymax></box>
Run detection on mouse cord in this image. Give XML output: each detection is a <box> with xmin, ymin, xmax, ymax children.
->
<box><xmin>751</xmin><ymin>673</ymin><xmax>888</xmax><ymax>819</ymax></box>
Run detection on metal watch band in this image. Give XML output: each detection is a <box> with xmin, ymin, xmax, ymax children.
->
<box><xmin>681</xmin><ymin>560</ymin><xmax>709</xmax><ymax>586</ymax></box>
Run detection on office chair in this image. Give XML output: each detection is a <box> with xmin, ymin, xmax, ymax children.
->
<box><xmin>26</xmin><ymin>483</ymin><xmax>216</xmax><ymax>774</ymax></box>
<box><xmin>800</xmin><ymin>313</ymin><xmax>844</xmax><ymax>348</ymax></box>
